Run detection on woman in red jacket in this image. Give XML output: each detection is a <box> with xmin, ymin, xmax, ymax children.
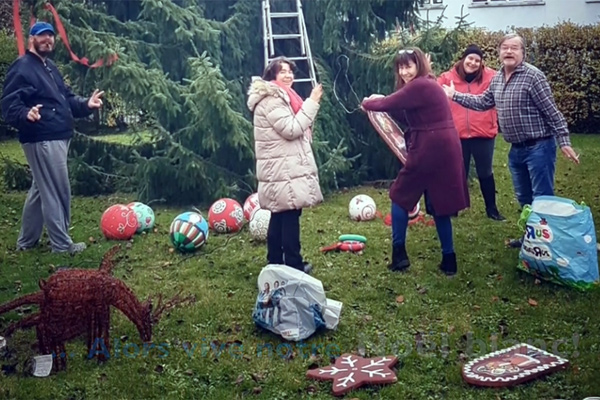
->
<box><xmin>438</xmin><ymin>44</ymin><xmax>505</xmax><ymax>221</ymax></box>
<box><xmin>361</xmin><ymin>48</ymin><xmax>469</xmax><ymax>276</ymax></box>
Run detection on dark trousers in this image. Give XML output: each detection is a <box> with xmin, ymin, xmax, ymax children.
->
<box><xmin>461</xmin><ymin>137</ymin><xmax>501</xmax><ymax>215</ymax></box>
<box><xmin>267</xmin><ymin>209</ymin><xmax>303</xmax><ymax>270</ymax></box>
<box><xmin>461</xmin><ymin>137</ymin><xmax>495</xmax><ymax>180</ymax></box>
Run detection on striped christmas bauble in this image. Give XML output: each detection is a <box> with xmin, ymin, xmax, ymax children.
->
<box><xmin>169</xmin><ymin>211</ymin><xmax>209</xmax><ymax>253</ymax></box>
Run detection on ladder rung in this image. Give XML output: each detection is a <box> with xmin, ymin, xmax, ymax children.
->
<box><xmin>270</xmin><ymin>12</ymin><xmax>300</xmax><ymax>18</ymax></box>
<box><xmin>268</xmin><ymin>56</ymin><xmax>308</xmax><ymax>62</ymax></box>
<box><xmin>271</xmin><ymin>34</ymin><xmax>302</xmax><ymax>40</ymax></box>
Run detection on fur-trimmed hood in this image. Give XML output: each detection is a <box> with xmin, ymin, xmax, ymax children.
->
<box><xmin>247</xmin><ymin>79</ymin><xmax>290</xmax><ymax>112</ymax></box>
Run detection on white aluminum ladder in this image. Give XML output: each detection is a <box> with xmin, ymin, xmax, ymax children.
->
<box><xmin>261</xmin><ymin>0</ymin><xmax>318</xmax><ymax>87</ymax></box>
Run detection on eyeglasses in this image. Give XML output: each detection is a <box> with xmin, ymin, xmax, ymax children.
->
<box><xmin>398</xmin><ymin>49</ymin><xmax>415</xmax><ymax>55</ymax></box>
<box><xmin>500</xmin><ymin>46</ymin><xmax>521</xmax><ymax>52</ymax></box>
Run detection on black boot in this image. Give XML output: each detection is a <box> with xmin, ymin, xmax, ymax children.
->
<box><xmin>479</xmin><ymin>174</ymin><xmax>506</xmax><ymax>221</ymax></box>
<box><xmin>439</xmin><ymin>252</ymin><xmax>457</xmax><ymax>276</ymax></box>
<box><xmin>388</xmin><ymin>244</ymin><xmax>410</xmax><ymax>272</ymax></box>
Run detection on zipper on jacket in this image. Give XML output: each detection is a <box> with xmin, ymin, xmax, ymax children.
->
<box><xmin>44</xmin><ymin>61</ymin><xmax>66</xmax><ymax>101</ymax></box>
<box><xmin>466</xmin><ymin>83</ymin><xmax>471</xmax><ymax>138</ymax></box>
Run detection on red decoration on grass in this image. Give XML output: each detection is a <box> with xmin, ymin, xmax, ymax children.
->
<box><xmin>462</xmin><ymin>343</ymin><xmax>569</xmax><ymax>387</ymax></box>
<box><xmin>208</xmin><ymin>198</ymin><xmax>244</xmax><ymax>233</ymax></box>
<box><xmin>320</xmin><ymin>241</ymin><xmax>365</xmax><ymax>254</ymax></box>
<box><xmin>306</xmin><ymin>354</ymin><xmax>398</xmax><ymax>396</ymax></box>
<box><xmin>100</xmin><ymin>204</ymin><xmax>138</xmax><ymax>240</ymax></box>
<box><xmin>0</xmin><ymin>246</ymin><xmax>194</xmax><ymax>373</ymax></box>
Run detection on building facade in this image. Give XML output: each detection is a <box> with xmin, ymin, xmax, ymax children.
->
<box><xmin>418</xmin><ymin>0</ymin><xmax>600</xmax><ymax>31</ymax></box>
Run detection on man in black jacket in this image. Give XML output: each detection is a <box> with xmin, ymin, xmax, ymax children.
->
<box><xmin>1</xmin><ymin>22</ymin><xmax>104</xmax><ymax>254</ymax></box>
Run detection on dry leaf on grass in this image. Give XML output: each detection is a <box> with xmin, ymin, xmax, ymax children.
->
<box><xmin>396</xmin><ymin>295</ymin><xmax>405</xmax><ymax>304</ymax></box>
<box><xmin>528</xmin><ymin>299</ymin><xmax>538</xmax><ymax>307</ymax></box>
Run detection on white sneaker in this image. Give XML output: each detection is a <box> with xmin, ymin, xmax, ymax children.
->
<box><xmin>68</xmin><ymin>242</ymin><xmax>87</xmax><ymax>254</ymax></box>
<box><xmin>52</xmin><ymin>242</ymin><xmax>87</xmax><ymax>255</ymax></box>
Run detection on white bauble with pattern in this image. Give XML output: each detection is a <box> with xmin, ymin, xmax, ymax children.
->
<box><xmin>249</xmin><ymin>209</ymin><xmax>271</xmax><ymax>241</ymax></box>
<box><xmin>349</xmin><ymin>194</ymin><xmax>377</xmax><ymax>221</ymax></box>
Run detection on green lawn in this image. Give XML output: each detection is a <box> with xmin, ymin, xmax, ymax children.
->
<box><xmin>0</xmin><ymin>135</ymin><xmax>599</xmax><ymax>399</ymax></box>
<box><xmin>89</xmin><ymin>130</ymin><xmax>153</xmax><ymax>145</ymax></box>
<box><xmin>0</xmin><ymin>138</ymin><xmax>25</xmax><ymax>163</ymax></box>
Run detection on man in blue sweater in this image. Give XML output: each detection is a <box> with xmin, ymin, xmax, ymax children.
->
<box><xmin>1</xmin><ymin>22</ymin><xmax>104</xmax><ymax>254</ymax></box>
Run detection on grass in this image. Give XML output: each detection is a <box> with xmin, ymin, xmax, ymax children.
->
<box><xmin>0</xmin><ymin>139</ymin><xmax>25</xmax><ymax>164</ymax></box>
<box><xmin>0</xmin><ymin>134</ymin><xmax>599</xmax><ymax>399</ymax></box>
<box><xmin>89</xmin><ymin>130</ymin><xmax>153</xmax><ymax>145</ymax></box>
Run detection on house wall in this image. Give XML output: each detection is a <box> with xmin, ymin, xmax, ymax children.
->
<box><xmin>418</xmin><ymin>0</ymin><xmax>600</xmax><ymax>31</ymax></box>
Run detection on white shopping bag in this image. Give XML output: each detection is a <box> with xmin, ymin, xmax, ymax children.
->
<box><xmin>252</xmin><ymin>264</ymin><xmax>342</xmax><ymax>341</ymax></box>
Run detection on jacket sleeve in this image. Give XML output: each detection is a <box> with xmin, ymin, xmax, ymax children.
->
<box><xmin>0</xmin><ymin>63</ymin><xmax>35</xmax><ymax>130</ymax></box>
<box><xmin>62</xmin><ymin>80</ymin><xmax>93</xmax><ymax>118</ymax></box>
<box><xmin>361</xmin><ymin>79</ymin><xmax>430</xmax><ymax>112</ymax></box>
<box><xmin>529</xmin><ymin>72</ymin><xmax>571</xmax><ymax>147</ymax></box>
<box><xmin>452</xmin><ymin>88</ymin><xmax>496</xmax><ymax>111</ymax></box>
<box><xmin>437</xmin><ymin>72</ymin><xmax>450</xmax><ymax>86</ymax></box>
<box><xmin>265</xmin><ymin>97</ymin><xmax>319</xmax><ymax>141</ymax></box>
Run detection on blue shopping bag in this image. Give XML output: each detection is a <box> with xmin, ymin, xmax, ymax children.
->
<box><xmin>517</xmin><ymin>195</ymin><xmax>599</xmax><ymax>291</ymax></box>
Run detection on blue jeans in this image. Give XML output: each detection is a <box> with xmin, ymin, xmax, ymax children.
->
<box><xmin>508</xmin><ymin>137</ymin><xmax>556</xmax><ymax>207</ymax></box>
<box><xmin>392</xmin><ymin>202</ymin><xmax>454</xmax><ymax>255</ymax></box>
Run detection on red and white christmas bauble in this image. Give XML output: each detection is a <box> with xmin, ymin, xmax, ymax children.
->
<box><xmin>208</xmin><ymin>198</ymin><xmax>244</xmax><ymax>233</ymax></box>
<box><xmin>100</xmin><ymin>204</ymin><xmax>138</xmax><ymax>240</ymax></box>
<box><xmin>243</xmin><ymin>192</ymin><xmax>260</xmax><ymax>221</ymax></box>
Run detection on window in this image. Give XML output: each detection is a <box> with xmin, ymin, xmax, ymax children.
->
<box><xmin>472</xmin><ymin>0</ymin><xmax>540</xmax><ymax>2</ymax></box>
<box><xmin>471</xmin><ymin>0</ymin><xmax>545</xmax><ymax>5</ymax></box>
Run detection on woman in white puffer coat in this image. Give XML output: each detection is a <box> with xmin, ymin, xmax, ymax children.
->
<box><xmin>247</xmin><ymin>56</ymin><xmax>324</xmax><ymax>274</ymax></box>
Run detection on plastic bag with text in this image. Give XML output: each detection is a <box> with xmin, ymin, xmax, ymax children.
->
<box><xmin>252</xmin><ymin>264</ymin><xmax>342</xmax><ymax>341</ymax></box>
<box><xmin>517</xmin><ymin>195</ymin><xmax>599</xmax><ymax>291</ymax></box>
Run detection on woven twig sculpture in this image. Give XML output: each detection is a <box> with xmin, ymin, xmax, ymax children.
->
<box><xmin>0</xmin><ymin>245</ymin><xmax>194</xmax><ymax>371</ymax></box>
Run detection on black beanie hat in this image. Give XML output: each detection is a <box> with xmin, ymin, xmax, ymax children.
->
<box><xmin>462</xmin><ymin>44</ymin><xmax>484</xmax><ymax>59</ymax></box>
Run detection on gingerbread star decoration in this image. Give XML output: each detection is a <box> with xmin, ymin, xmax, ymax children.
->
<box><xmin>306</xmin><ymin>353</ymin><xmax>398</xmax><ymax>396</ymax></box>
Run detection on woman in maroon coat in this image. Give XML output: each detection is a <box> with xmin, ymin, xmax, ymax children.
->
<box><xmin>362</xmin><ymin>47</ymin><xmax>469</xmax><ymax>276</ymax></box>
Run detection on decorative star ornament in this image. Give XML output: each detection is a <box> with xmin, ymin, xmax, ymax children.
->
<box><xmin>306</xmin><ymin>353</ymin><xmax>398</xmax><ymax>396</ymax></box>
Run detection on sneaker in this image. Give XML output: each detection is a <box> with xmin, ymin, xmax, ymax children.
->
<box><xmin>16</xmin><ymin>245</ymin><xmax>34</xmax><ymax>252</ymax></box>
<box><xmin>68</xmin><ymin>242</ymin><xmax>87</xmax><ymax>254</ymax></box>
<box><xmin>16</xmin><ymin>240</ymin><xmax>40</xmax><ymax>251</ymax></box>
<box><xmin>52</xmin><ymin>242</ymin><xmax>87</xmax><ymax>255</ymax></box>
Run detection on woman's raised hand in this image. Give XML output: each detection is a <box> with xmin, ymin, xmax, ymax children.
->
<box><xmin>310</xmin><ymin>84</ymin><xmax>323</xmax><ymax>103</ymax></box>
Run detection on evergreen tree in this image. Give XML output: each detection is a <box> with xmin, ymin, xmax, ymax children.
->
<box><xmin>10</xmin><ymin>0</ymin><xmax>443</xmax><ymax>205</ymax></box>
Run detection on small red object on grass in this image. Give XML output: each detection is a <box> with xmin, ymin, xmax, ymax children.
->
<box><xmin>306</xmin><ymin>353</ymin><xmax>398</xmax><ymax>396</ymax></box>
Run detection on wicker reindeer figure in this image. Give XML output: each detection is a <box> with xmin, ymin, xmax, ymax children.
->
<box><xmin>0</xmin><ymin>245</ymin><xmax>193</xmax><ymax>371</ymax></box>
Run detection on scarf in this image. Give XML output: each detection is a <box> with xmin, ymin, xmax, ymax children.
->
<box><xmin>271</xmin><ymin>80</ymin><xmax>312</xmax><ymax>142</ymax></box>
